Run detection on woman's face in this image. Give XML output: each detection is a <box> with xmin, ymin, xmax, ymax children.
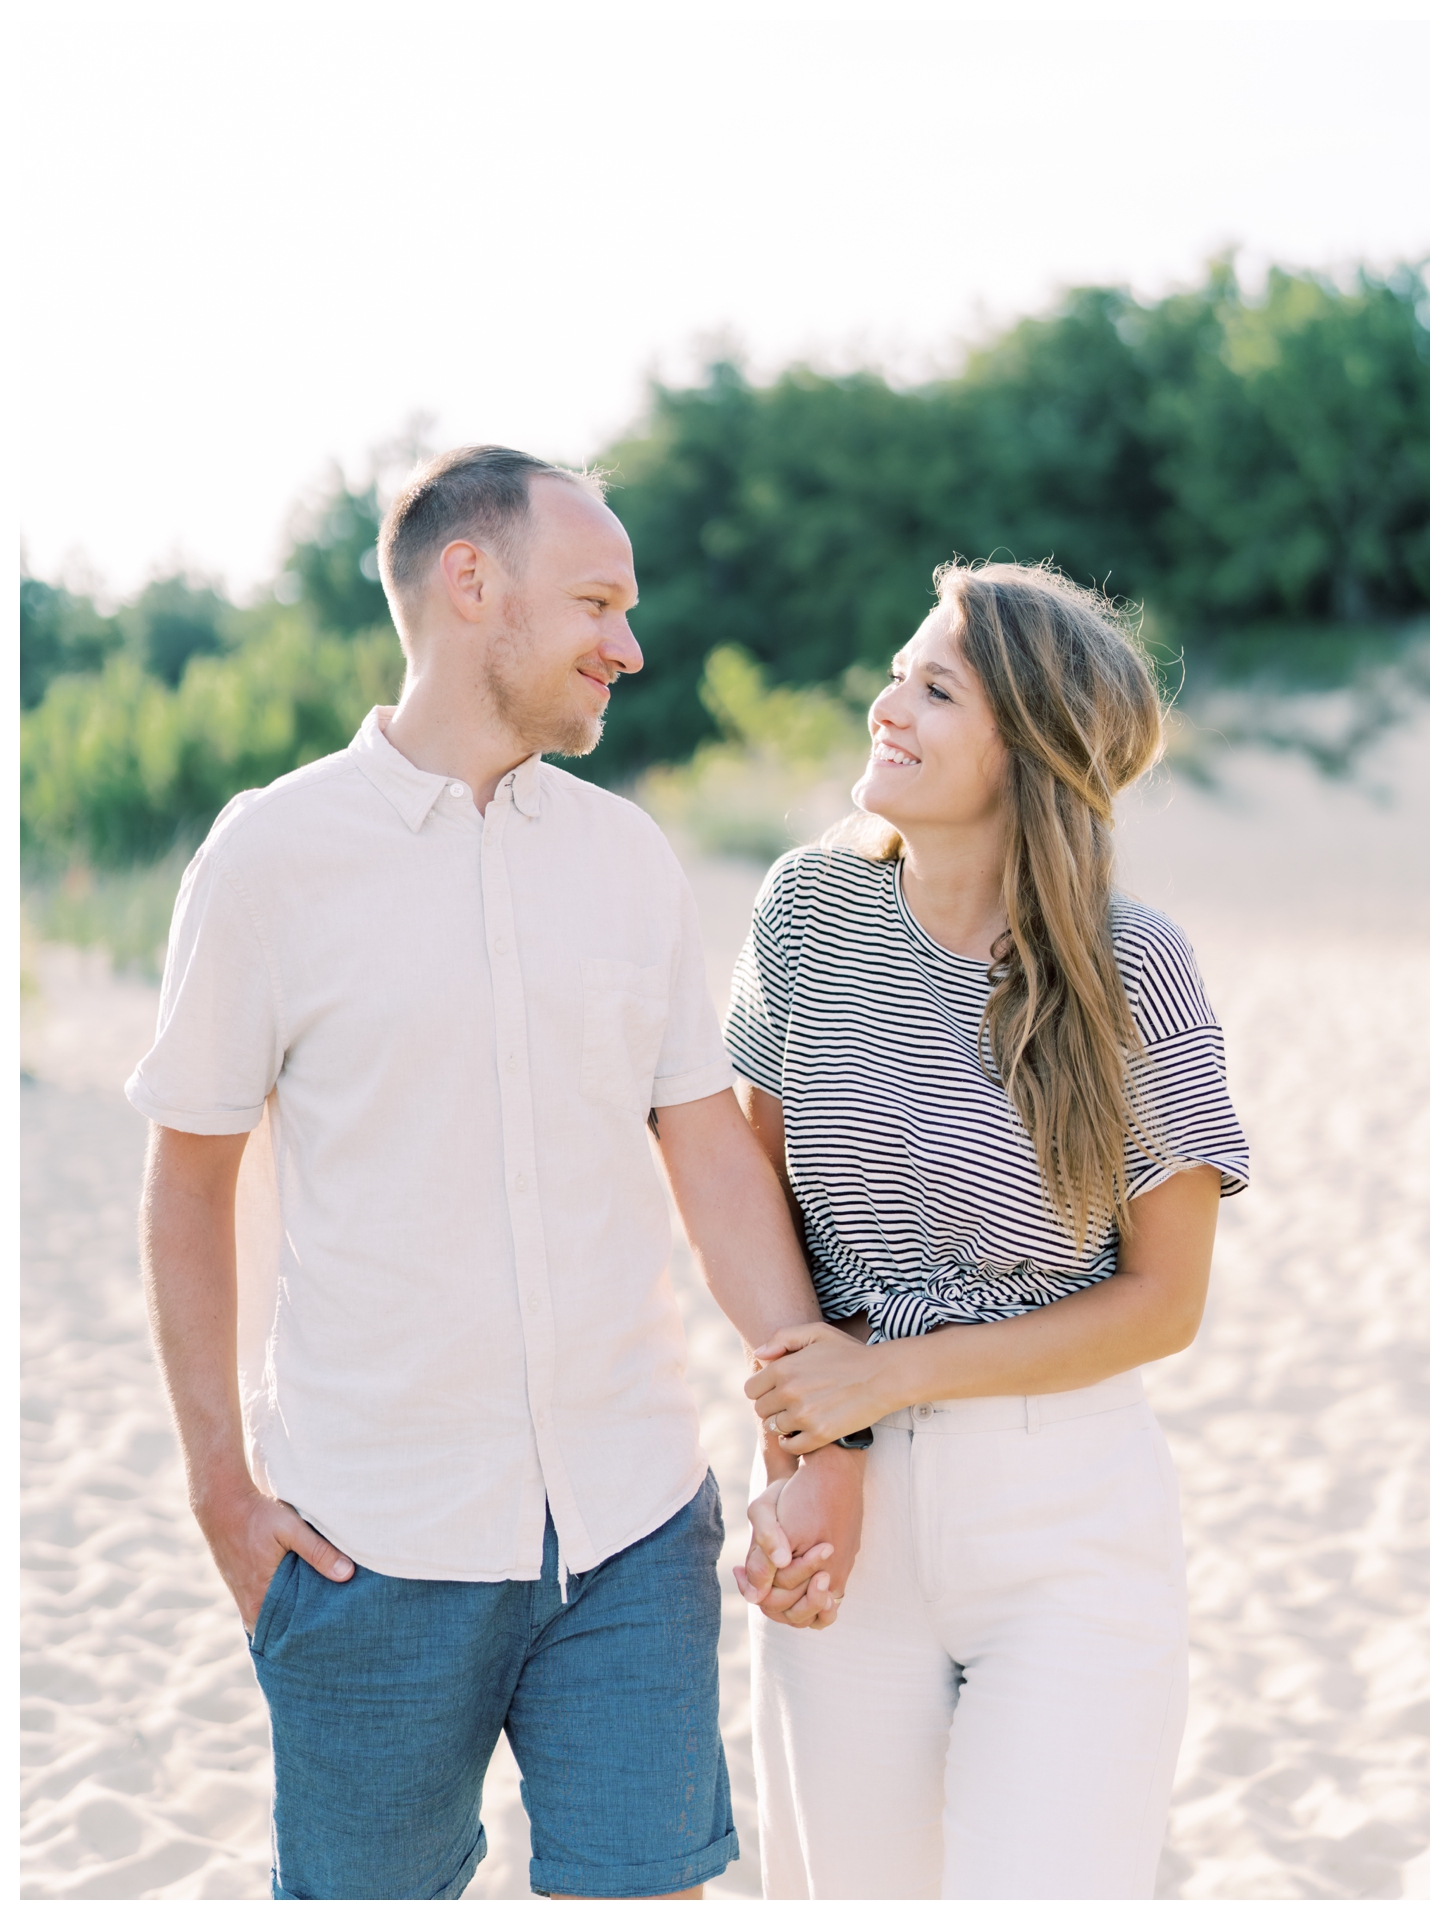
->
<box><xmin>852</xmin><ymin>608</ymin><xmax>1009</xmax><ymax>834</ymax></box>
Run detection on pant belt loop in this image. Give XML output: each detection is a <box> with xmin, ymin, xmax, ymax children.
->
<box><xmin>1025</xmin><ymin>1395</ymin><xmax>1041</xmax><ymax>1435</ymax></box>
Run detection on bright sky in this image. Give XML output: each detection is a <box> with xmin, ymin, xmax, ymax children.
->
<box><xmin>15</xmin><ymin>2</ymin><xmax>1431</xmax><ymax>602</ymax></box>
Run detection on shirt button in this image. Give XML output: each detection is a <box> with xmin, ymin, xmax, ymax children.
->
<box><xmin>915</xmin><ymin>1405</ymin><xmax>933</xmax><ymax>1419</ymax></box>
<box><xmin>515</xmin><ymin>1173</ymin><xmax>527</xmax><ymax>1192</ymax></box>
<box><xmin>448</xmin><ymin>781</ymin><xmax>466</xmax><ymax>798</ymax></box>
<box><xmin>526</xmin><ymin>1294</ymin><xmax>540</xmax><ymax>1312</ymax></box>
<box><xmin>494</xmin><ymin>937</ymin><xmax>508</xmax><ymax>954</ymax></box>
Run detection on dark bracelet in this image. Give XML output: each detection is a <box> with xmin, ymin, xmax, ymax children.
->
<box><xmin>834</xmin><ymin>1427</ymin><xmax>874</xmax><ymax>1450</ymax></box>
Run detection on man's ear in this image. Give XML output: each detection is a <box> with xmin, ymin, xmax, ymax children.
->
<box><xmin>438</xmin><ymin>539</ymin><xmax>500</xmax><ymax>624</ymax></box>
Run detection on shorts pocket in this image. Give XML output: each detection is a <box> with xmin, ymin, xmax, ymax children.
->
<box><xmin>248</xmin><ymin>1550</ymin><xmax>300</xmax><ymax>1659</ymax></box>
<box><xmin>579</xmin><ymin>958</ymin><xmax>670</xmax><ymax>1115</ymax></box>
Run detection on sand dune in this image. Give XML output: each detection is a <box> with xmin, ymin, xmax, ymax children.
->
<box><xmin>19</xmin><ymin>715</ymin><xmax>1428</xmax><ymax>1899</ymax></box>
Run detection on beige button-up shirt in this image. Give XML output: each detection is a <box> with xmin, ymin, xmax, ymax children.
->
<box><xmin>126</xmin><ymin>709</ymin><xmax>733</xmax><ymax>1582</ymax></box>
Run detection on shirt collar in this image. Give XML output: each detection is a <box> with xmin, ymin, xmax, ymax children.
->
<box><xmin>348</xmin><ymin>708</ymin><xmax>543</xmax><ymax>830</ymax></box>
<box><xmin>349</xmin><ymin>708</ymin><xmax>449</xmax><ymax>832</ymax></box>
<box><xmin>503</xmin><ymin>751</ymin><xmax>543</xmax><ymax>819</ymax></box>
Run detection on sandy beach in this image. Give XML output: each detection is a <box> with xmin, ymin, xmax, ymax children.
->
<box><xmin>19</xmin><ymin>713</ymin><xmax>1429</xmax><ymax>1900</ymax></box>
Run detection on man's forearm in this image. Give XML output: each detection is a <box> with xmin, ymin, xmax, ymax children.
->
<box><xmin>141</xmin><ymin>1125</ymin><xmax>355</xmax><ymax>1626</ymax></box>
<box><xmin>140</xmin><ymin>1126</ymin><xmax>254</xmax><ymax>1512</ymax></box>
<box><xmin>654</xmin><ymin>1091</ymin><xmax>821</xmax><ymax>1350</ymax></box>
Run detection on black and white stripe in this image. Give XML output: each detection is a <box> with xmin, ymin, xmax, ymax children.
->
<box><xmin>725</xmin><ymin>846</ymin><xmax>1249</xmax><ymax>1343</ymax></box>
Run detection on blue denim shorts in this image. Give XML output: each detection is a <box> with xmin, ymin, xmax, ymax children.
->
<box><xmin>248</xmin><ymin>1473</ymin><xmax>737</xmax><ymax>1899</ymax></box>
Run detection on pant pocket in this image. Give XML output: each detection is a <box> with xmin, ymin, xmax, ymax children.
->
<box><xmin>249</xmin><ymin>1550</ymin><xmax>300</xmax><ymax>1659</ymax></box>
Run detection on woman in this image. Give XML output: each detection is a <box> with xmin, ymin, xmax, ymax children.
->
<box><xmin>724</xmin><ymin>560</ymin><xmax>1248</xmax><ymax>1900</ymax></box>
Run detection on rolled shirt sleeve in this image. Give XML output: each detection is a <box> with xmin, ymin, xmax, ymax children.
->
<box><xmin>1118</xmin><ymin>908</ymin><xmax>1250</xmax><ymax>1200</ymax></box>
<box><xmin>125</xmin><ymin>830</ymin><xmax>283</xmax><ymax>1135</ymax></box>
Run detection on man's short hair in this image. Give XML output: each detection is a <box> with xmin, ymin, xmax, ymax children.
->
<box><xmin>377</xmin><ymin>446</ymin><xmax>604</xmax><ymax>613</ymax></box>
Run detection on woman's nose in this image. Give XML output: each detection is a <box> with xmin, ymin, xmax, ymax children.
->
<box><xmin>870</xmin><ymin>684</ymin><xmax>906</xmax><ymax>730</ymax></box>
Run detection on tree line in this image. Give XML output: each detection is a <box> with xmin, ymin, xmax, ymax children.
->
<box><xmin>21</xmin><ymin>259</ymin><xmax>1428</xmax><ymax>867</ymax></box>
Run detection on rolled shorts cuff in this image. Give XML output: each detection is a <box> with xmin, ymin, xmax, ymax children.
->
<box><xmin>530</xmin><ymin>1824</ymin><xmax>739</xmax><ymax>1899</ymax></box>
<box><xmin>271</xmin><ymin>1824</ymin><xmax>487</xmax><ymax>1900</ymax></box>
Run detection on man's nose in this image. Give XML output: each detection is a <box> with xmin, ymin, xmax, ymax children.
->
<box><xmin>603</xmin><ymin>617</ymin><xmax>645</xmax><ymax>677</ymax></box>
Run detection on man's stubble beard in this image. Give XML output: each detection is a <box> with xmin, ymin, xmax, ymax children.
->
<box><xmin>480</xmin><ymin>595</ymin><xmax>607</xmax><ymax>760</ymax></box>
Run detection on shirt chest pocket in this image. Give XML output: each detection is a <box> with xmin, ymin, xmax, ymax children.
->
<box><xmin>579</xmin><ymin>958</ymin><xmax>671</xmax><ymax>1115</ymax></box>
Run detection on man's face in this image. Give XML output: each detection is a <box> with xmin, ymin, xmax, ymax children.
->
<box><xmin>481</xmin><ymin>479</ymin><xmax>643</xmax><ymax>757</ymax></box>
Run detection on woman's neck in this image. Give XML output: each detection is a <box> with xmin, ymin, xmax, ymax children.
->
<box><xmin>896</xmin><ymin>820</ymin><xmax>1010</xmax><ymax>962</ymax></box>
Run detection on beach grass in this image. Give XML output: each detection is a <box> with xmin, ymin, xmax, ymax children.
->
<box><xmin>21</xmin><ymin>851</ymin><xmax>192</xmax><ymax>982</ymax></box>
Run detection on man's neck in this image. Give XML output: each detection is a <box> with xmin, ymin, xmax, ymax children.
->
<box><xmin>382</xmin><ymin>680</ymin><xmax>533</xmax><ymax>814</ymax></box>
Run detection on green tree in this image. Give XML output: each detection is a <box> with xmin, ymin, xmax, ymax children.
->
<box><xmin>589</xmin><ymin>263</ymin><xmax>1427</xmax><ymax>778</ymax></box>
<box><xmin>18</xmin><ymin>259</ymin><xmax>1428</xmax><ymax>858</ymax></box>
<box><xmin>21</xmin><ymin>610</ymin><xmax>402</xmax><ymax>868</ymax></box>
<box><xmin>277</xmin><ymin>480</ymin><xmax>391</xmax><ymax>634</ymax></box>
<box><xmin>19</xmin><ymin>578</ymin><xmax>123</xmax><ymax>708</ymax></box>
<box><xmin>120</xmin><ymin>575</ymin><xmax>232</xmax><ymax>687</ymax></box>
<box><xmin>593</xmin><ymin>313</ymin><xmax>1165</xmax><ymax>781</ymax></box>
<box><xmin>1139</xmin><ymin>262</ymin><xmax>1429</xmax><ymax>626</ymax></box>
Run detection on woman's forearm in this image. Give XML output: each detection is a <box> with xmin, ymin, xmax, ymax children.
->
<box><xmin>876</xmin><ymin>1264</ymin><xmax>1203</xmax><ymax>1408</ymax></box>
<box><xmin>749</xmin><ymin>1268</ymin><xmax>1198</xmax><ymax>1449</ymax></box>
<box><xmin>868</xmin><ymin>1165</ymin><xmax>1220</xmax><ymax>1409</ymax></box>
<box><xmin>748</xmin><ymin>1168</ymin><xmax>1221</xmax><ymax>1445</ymax></box>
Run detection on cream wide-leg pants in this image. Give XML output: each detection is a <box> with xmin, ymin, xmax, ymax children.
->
<box><xmin>749</xmin><ymin>1371</ymin><xmax>1189</xmax><ymax>1899</ymax></box>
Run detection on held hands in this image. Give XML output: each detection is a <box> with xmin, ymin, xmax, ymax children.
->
<box><xmin>746</xmin><ymin>1321</ymin><xmax>904</xmax><ymax>1452</ymax></box>
<box><xmin>731</xmin><ymin>1320</ymin><xmax>898</xmax><ymax>1629</ymax></box>
<box><xmin>194</xmin><ymin>1483</ymin><xmax>355</xmax><ymax>1634</ymax></box>
<box><xmin>733</xmin><ymin>1448</ymin><xmax>865</xmax><ymax>1629</ymax></box>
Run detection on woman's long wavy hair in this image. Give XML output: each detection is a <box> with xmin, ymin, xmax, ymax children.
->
<box><xmin>840</xmin><ymin>559</ymin><xmax>1173</xmax><ymax>1246</ymax></box>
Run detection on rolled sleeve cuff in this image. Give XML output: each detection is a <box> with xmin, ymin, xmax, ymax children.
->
<box><xmin>650</xmin><ymin>1058</ymin><xmax>735</xmax><ymax>1109</ymax></box>
<box><xmin>1127</xmin><ymin>1154</ymin><xmax>1250</xmax><ymax>1202</ymax></box>
<box><xmin>124</xmin><ymin>1070</ymin><xmax>265</xmax><ymax>1136</ymax></box>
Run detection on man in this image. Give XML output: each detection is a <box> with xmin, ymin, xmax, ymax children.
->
<box><xmin>129</xmin><ymin>447</ymin><xmax>862</xmax><ymax>1901</ymax></box>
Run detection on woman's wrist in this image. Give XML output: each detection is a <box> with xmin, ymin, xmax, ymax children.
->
<box><xmin>873</xmin><ymin>1330</ymin><xmax>945</xmax><ymax>1412</ymax></box>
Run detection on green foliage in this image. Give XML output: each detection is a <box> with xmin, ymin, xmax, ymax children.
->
<box><xmin>19</xmin><ymin>477</ymin><xmax>402</xmax><ymax>874</ymax></box>
<box><xmin>17</xmin><ymin>257</ymin><xmax>1428</xmax><ymax>879</ymax></box>
<box><xmin>591</xmin><ymin>261</ymin><xmax>1428</xmax><ymax>781</ymax></box>
<box><xmin>276</xmin><ymin>481</ymin><xmax>392</xmax><ymax>634</ymax></box>
<box><xmin>639</xmin><ymin>645</ymin><xmax>865</xmax><ymax>860</ymax></box>
<box><xmin>1136</xmin><ymin>262</ymin><xmax>1430</xmax><ymax>623</ymax></box>
<box><xmin>119</xmin><ymin>575</ymin><xmax>234</xmax><ymax>686</ymax></box>
<box><xmin>21</xmin><ymin>572</ymin><xmax>235</xmax><ymax>705</ymax></box>
<box><xmin>22</xmin><ymin>852</ymin><xmax>194</xmax><ymax>979</ymax></box>
<box><xmin>22</xmin><ymin>610</ymin><xmax>403</xmax><ymax>868</ymax></box>
<box><xmin>20</xmin><ymin>578</ymin><xmax>124</xmax><ymax>708</ymax></box>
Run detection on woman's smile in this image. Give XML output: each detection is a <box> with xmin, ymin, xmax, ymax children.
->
<box><xmin>870</xmin><ymin>739</ymin><xmax>920</xmax><ymax>767</ymax></box>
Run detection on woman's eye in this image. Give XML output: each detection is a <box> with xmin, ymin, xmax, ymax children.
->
<box><xmin>927</xmin><ymin>683</ymin><xmax>950</xmax><ymax>701</ymax></box>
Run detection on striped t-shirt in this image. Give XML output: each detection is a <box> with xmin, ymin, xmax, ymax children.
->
<box><xmin>724</xmin><ymin>845</ymin><xmax>1249</xmax><ymax>1343</ymax></box>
